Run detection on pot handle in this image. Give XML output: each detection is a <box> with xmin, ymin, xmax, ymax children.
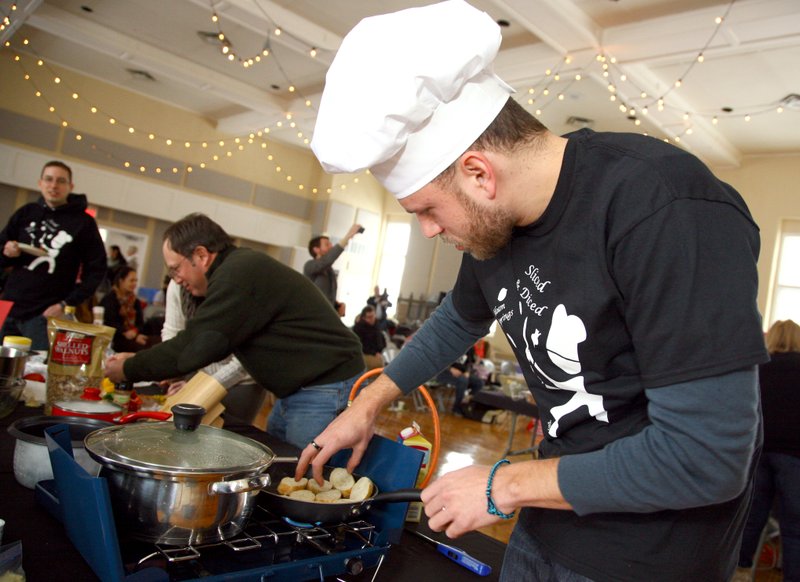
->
<box><xmin>209</xmin><ymin>474</ymin><xmax>271</xmax><ymax>495</ymax></box>
<box><xmin>116</xmin><ymin>411</ymin><xmax>172</xmax><ymax>424</ymax></box>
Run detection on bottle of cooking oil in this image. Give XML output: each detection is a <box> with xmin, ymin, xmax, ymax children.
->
<box><xmin>62</xmin><ymin>305</ymin><xmax>77</xmax><ymax>321</ymax></box>
<box><xmin>398</xmin><ymin>421</ymin><xmax>432</xmax><ymax>523</ymax></box>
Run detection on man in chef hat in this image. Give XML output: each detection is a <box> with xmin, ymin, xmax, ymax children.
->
<box><xmin>300</xmin><ymin>1</ymin><xmax>767</xmax><ymax>580</ymax></box>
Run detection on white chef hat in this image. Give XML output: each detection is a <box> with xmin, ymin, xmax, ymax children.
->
<box><xmin>310</xmin><ymin>0</ymin><xmax>514</xmax><ymax>199</ymax></box>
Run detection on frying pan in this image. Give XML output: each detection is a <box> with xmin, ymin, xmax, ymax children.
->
<box><xmin>262</xmin><ymin>463</ymin><xmax>420</xmax><ymax>524</ymax></box>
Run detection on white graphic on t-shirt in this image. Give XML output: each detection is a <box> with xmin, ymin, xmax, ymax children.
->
<box><xmin>522</xmin><ymin>304</ymin><xmax>608</xmax><ymax>437</ymax></box>
<box><xmin>27</xmin><ymin>228</ymin><xmax>73</xmax><ymax>275</ymax></box>
<box><xmin>497</xmin><ymin>288</ymin><xmax>507</xmax><ymax>302</ymax></box>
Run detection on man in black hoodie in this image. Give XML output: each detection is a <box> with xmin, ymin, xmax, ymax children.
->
<box><xmin>0</xmin><ymin>160</ymin><xmax>106</xmax><ymax>349</ymax></box>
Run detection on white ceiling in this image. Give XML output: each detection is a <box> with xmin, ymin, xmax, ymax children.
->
<box><xmin>2</xmin><ymin>0</ymin><xmax>799</xmax><ymax>169</ymax></box>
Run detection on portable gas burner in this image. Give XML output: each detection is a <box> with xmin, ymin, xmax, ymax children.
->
<box><xmin>38</xmin><ymin>424</ymin><xmax>422</xmax><ymax>581</ymax></box>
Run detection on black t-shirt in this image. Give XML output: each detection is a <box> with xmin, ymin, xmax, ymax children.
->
<box><xmin>452</xmin><ymin>129</ymin><xmax>767</xmax><ymax>581</ymax></box>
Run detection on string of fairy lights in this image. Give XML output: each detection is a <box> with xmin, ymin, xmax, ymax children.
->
<box><xmin>515</xmin><ymin>0</ymin><xmax>791</xmax><ymax>143</ymax></box>
<box><xmin>0</xmin><ymin>2</ymin><xmax>16</xmax><ymax>31</ymax></box>
<box><xmin>0</xmin><ymin>0</ymin><xmax>794</xmax><ymax>189</ymax></box>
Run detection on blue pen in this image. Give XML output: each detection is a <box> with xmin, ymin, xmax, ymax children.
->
<box><xmin>407</xmin><ymin>529</ymin><xmax>492</xmax><ymax>576</ymax></box>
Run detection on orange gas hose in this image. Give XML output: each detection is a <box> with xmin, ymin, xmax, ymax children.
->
<box><xmin>349</xmin><ymin>368</ymin><xmax>440</xmax><ymax>488</ymax></box>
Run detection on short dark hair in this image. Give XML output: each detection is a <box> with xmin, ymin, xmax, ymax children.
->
<box><xmin>435</xmin><ymin>98</ymin><xmax>548</xmax><ymax>186</ymax></box>
<box><xmin>164</xmin><ymin>213</ymin><xmax>234</xmax><ymax>257</ymax></box>
<box><xmin>113</xmin><ymin>265</ymin><xmax>136</xmax><ymax>288</ymax></box>
<box><xmin>360</xmin><ymin>305</ymin><xmax>375</xmax><ymax>318</ymax></box>
<box><xmin>308</xmin><ymin>235</ymin><xmax>329</xmax><ymax>258</ymax></box>
<box><xmin>42</xmin><ymin>160</ymin><xmax>73</xmax><ymax>182</ymax></box>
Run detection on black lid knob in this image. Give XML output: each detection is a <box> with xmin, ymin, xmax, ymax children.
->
<box><xmin>171</xmin><ymin>403</ymin><xmax>205</xmax><ymax>431</ymax></box>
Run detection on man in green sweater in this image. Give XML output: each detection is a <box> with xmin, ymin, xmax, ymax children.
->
<box><xmin>105</xmin><ymin>213</ymin><xmax>365</xmax><ymax>448</ymax></box>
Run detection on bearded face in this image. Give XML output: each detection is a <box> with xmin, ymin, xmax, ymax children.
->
<box><xmin>444</xmin><ymin>185</ymin><xmax>515</xmax><ymax>261</ymax></box>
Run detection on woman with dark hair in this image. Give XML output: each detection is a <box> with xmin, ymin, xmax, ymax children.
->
<box><xmin>100</xmin><ymin>265</ymin><xmax>158</xmax><ymax>352</ymax></box>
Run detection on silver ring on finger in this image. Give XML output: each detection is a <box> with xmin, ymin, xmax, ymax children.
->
<box><xmin>310</xmin><ymin>440</ymin><xmax>322</xmax><ymax>451</ymax></box>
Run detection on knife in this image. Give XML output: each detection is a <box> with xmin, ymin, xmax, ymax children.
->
<box><xmin>406</xmin><ymin>529</ymin><xmax>492</xmax><ymax>576</ymax></box>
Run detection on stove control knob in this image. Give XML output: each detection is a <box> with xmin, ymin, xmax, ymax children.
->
<box><xmin>345</xmin><ymin>558</ymin><xmax>364</xmax><ymax>576</ymax></box>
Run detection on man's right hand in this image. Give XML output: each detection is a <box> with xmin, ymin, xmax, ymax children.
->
<box><xmin>3</xmin><ymin>240</ymin><xmax>21</xmax><ymax>258</ymax></box>
<box><xmin>295</xmin><ymin>373</ymin><xmax>402</xmax><ymax>484</ymax></box>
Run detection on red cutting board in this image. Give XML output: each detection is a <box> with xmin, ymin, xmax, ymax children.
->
<box><xmin>0</xmin><ymin>299</ymin><xmax>12</xmax><ymax>330</ymax></box>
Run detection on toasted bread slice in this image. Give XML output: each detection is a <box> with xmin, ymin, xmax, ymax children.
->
<box><xmin>277</xmin><ymin>476</ymin><xmax>308</xmax><ymax>496</ymax></box>
<box><xmin>349</xmin><ymin>476</ymin><xmax>375</xmax><ymax>502</ymax></box>
<box><xmin>307</xmin><ymin>478</ymin><xmax>333</xmax><ymax>494</ymax></box>
<box><xmin>329</xmin><ymin>467</ymin><xmax>355</xmax><ymax>498</ymax></box>
<box><xmin>315</xmin><ymin>488</ymin><xmax>343</xmax><ymax>503</ymax></box>
<box><xmin>288</xmin><ymin>489</ymin><xmax>316</xmax><ymax>502</ymax></box>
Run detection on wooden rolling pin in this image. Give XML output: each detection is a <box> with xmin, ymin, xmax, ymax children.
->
<box><xmin>160</xmin><ymin>371</ymin><xmax>226</xmax><ymax>426</ymax></box>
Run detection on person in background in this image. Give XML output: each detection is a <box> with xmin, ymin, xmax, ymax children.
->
<box><xmin>734</xmin><ymin>319</ymin><xmax>800</xmax><ymax>582</ymax></box>
<box><xmin>101</xmin><ymin>244</ymin><xmax>127</xmax><ymax>295</ymax></box>
<box><xmin>367</xmin><ymin>285</ymin><xmax>392</xmax><ymax>331</ymax></box>
<box><xmin>104</xmin><ymin>213</ymin><xmax>365</xmax><ymax>449</ymax></box>
<box><xmin>0</xmin><ymin>160</ymin><xmax>106</xmax><ymax>349</ymax></box>
<box><xmin>298</xmin><ymin>2</ymin><xmax>767</xmax><ymax>581</ymax></box>
<box><xmin>304</xmin><ymin>224</ymin><xmax>363</xmax><ymax>316</ymax></box>
<box><xmin>125</xmin><ymin>245</ymin><xmax>139</xmax><ymax>272</ymax></box>
<box><xmin>100</xmin><ymin>265</ymin><xmax>158</xmax><ymax>352</ymax></box>
<box><xmin>436</xmin><ymin>347</ymin><xmax>484</xmax><ymax>416</ymax></box>
<box><xmin>352</xmin><ymin>305</ymin><xmax>386</xmax><ymax>370</ymax></box>
<box><xmin>160</xmin><ymin>278</ymin><xmax>266</xmax><ymax>426</ymax></box>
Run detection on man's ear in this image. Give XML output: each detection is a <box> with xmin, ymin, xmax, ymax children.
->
<box><xmin>458</xmin><ymin>151</ymin><xmax>496</xmax><ymax>200</ymax></box>
<box><xmin>193</xmin><ymin>245</ymin><xmax>213</xmax><ymax>267</ymax></box>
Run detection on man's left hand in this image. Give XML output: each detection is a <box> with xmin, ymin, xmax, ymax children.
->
<box><xmin>105</xmin><ymin>352</ymin><xmax>135</xmax><ymax>383</ymax></box>
<box><xmin>42</xmin><ymin>302</ymin><xmax>64</xmax><ymax>318</ymax></box>
<box><xmin>421</xmin><ymin>465</ymin><xmax>510</xmax><ymax>538</ymax></box>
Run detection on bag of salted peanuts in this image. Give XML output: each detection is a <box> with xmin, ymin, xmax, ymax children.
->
<box><xmin>45</xmin><ymin>317</ymin><xmax>115</xmax><ymax>414</ymax></box>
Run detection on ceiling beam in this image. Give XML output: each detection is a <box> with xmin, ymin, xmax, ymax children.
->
<box><xmin>488</xmin><ymin>0</ymin><xmax>748</xmax><ymax>166</ymax></box>
<box><xmin>0</xmin><ymin>0</ymin><xmax>42</xmax><ymax>45</ymax></box>
<box><xmin>26</xmin><ymin>3</ymin><xmax>289</xmax><ymax>118</ymax></box>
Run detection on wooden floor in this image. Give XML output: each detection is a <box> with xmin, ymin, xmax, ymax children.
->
<box><xmin>254</xmin><ymin>390</ymin><xmax>784</xmax><ymax>582</ymax></box>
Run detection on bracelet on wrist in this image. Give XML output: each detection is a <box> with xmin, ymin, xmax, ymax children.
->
<box><xmin>486</xmin><ymin>459</ymin><xmax>515</xmax><ymax>519</ymax></box>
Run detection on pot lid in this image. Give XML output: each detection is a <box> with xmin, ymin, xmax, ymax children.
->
<box><xmin>55</xmin><ymin>387</ymin><xmax>121</xmax><ymax>415</ymax></box>
<box><xmin>84</xmin><ymin>404</ymin><xmax>275</xmax><ymax>474</ymax></box>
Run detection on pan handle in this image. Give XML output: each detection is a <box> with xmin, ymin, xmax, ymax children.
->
<box><xmin>272</xmin><ymin>456</ymin><xmax>300</xmax><ymax>463</ymax></box>
<box><xmin>209</xmin><ymin>474</ymin><xmax>271</xmax><ymax>495</ymax></box>
<box><xmin>368</xmin><ymin>488</ymin><xmax>422</xmax><ymax>504</ymax></box>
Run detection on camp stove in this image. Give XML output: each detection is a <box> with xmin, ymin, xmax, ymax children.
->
<box><xmin>38</xmin><ymin>425</ymin><xmax>422</xmax><ymax>581</ymax></box>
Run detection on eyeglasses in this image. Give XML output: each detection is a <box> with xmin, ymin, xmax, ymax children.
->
<box><xmin>166</xmin><ymin>256</ymin><xmax>191</xmax><ymax>280</ymax></box>
<box><xmin>42</xmin><ymin>176</ymin><xmax>70</xmax><ymax>185</ymax></box>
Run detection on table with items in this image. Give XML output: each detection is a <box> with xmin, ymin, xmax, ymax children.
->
<box><xmin>472</xmin><ymin>388</ymin><xmax>540</xmax><ymax>458</ymax></box>
<box><xmin>0</xmin><ymin>403</ymin><xmax>507</xmax><ymax>581</ymax></box>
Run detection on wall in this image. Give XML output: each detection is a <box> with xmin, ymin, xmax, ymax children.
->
<box><xmin>714</xmin><ymin>154</ymin><xmax>800</xmax><ymax>324</ymax></box>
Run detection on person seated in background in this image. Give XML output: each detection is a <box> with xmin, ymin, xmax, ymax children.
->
<box><xmin>100</xmin><ymin>265</ymin><xmax>159</xmax><ymax>352</ymax></box>
<box><xmin>733</xmin><ymin>319</ymin><xmax>800</xmax><ymax>582</ymax></box>
<box><xmin>352</xmin><ymin>305</ymin><xmax>387</xmax><ymax>370</ymax></box>
<box><xmin>160</xmin><ymin>278</ymin><xmax>266</xmax><ymax>426</ymax></box>
<box><xmin>435</xmin><ymin>346</ymin><xmax>484</xmax><ymax>416</ymax></box>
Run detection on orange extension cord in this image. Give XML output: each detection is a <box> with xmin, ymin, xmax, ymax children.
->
<box><xmin>348</xmin><ymin>367</ymin><xmax>440</xmax><ymax>489</ymax></box>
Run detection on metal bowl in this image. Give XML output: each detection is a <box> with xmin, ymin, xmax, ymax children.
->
<box><xmin>0</xmin><ymin>346</ymin><xmax>29</xmax><ymax>386</ymax></box>
<box><xmin>0</xmin><ymin>379</ymin><xmax>24</xmax><ymax>419</ymax></box>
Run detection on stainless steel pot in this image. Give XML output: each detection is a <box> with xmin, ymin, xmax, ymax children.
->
<box><xmin>84</xmin><ymin>404</ymin><xmax>291</xmax><ymax>545</ymax></box>
<box><xmin>7</xmin><ymin>415</ymin><xmax>110</xmax><ymax>489</ymax></box>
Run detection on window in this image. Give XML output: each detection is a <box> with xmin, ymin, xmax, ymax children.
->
<box><xmin>769</xmin><ymin>221</ymin><xmax>800</xmax><ymax>325</ymax></box>
<box><xmin>375</xmin><ymin>221</ymin><xmax>411</xmax><ymax>320</ymax></box>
